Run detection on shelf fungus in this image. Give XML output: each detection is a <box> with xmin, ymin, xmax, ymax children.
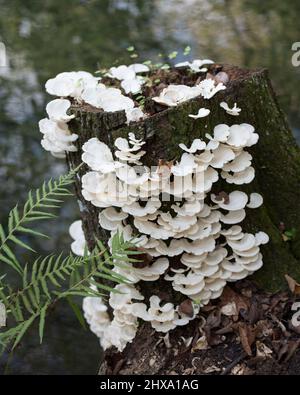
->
<box><xmin>220</xmin><ymin>101</ymin><xmax>241</xmax><ymax>116</ymax></box>
<box><xmin>44</xmin><ymin>62</ymin><xmax>269</xmax><ymax>352</ymax></box>
<box><xmin>74</xmin><ymin>123</ymin><xmax>269</xmax><ymax>350</ymax></box>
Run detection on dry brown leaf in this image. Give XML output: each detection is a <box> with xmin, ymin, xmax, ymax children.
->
<box><xmin>178</xmin><ymin>299</ymin><xmax>194</xmax><ymax>317</ymax></box>
<box><xmin>238</xmin><ymin>323</ymin><xmax>256</xmax><ymax>356</ymax></box>
<box><xmin>231</xmin><ymin>363</ymin><xmax>246</xmax><ymax>375</ymax></box>
<box><xmin>221</xmin><ymin>302</ymin><xmax>238</xmax><ymax>317</ymax></box>
<box><xmin>192</xmin><ymin>335</ymin><xmax>208</xmax><ymax>352</ymax></box>
<box><xmin>256</xmin><ymin>340</ymin><xmax>273</xmax><ymax>358</ymax></box>
<box><xmin>220</xmin><ymin>287</ymin><xmax>249</xmax><ymax>314</ymax></box>
<box><xmin>277</xmin><ymin>339</ymin><xmax>300</xmax><ymax>362</ymax></box>
<box><xmin>203</xmin><ymin>365</ymin><xmax>221</xmax><ymax>373</ymax></box>
<box><xmin>285</xmin><ymin>274</ymin><xmax>300</xmax><ymax>295</ymax></box>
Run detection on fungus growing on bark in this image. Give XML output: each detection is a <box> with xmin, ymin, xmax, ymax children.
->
<box><xmin>43</xmin><ymin>60</ymin><xmax>270</xmax><ymax>353</ymax></box>
<box><xmin>220</xmin><ymin>101</ymin><xmax>241</xmax><ymax>116</ymax></box>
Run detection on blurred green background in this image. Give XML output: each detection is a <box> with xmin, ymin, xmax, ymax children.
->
<box><xmin>0</xmin><ymin>0</ymin><xmax>299</xmax><ymax>374</ymax></box>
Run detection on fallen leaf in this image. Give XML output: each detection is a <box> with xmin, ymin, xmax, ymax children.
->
<box><xmin>178</xmin><ymin>299</ymin><xmax>194</xmax><ymax>317</ymax></box>
<box><xmin>277</xmin><ymin>339</ymin><xmax>300</xmax><ymax>362</ymax></box>
<box><xmin>205</xmin><ymin>309</ymin><xmax>221</xmax><ymax>330</ymax></box>
<box><xmin>221</xmin><ymin>302</ymin><xmax>238</xmax><ymax>317</ymax></box>
<box><xmin>256</xmin><ymin>340</ymin><xmax>273</xmax><ymax>358</ymax></box>
<box><xmin>220</xmin><ymin>287</ymin><xmax>249</xmax><ymax>314</ymax></box>
<box><xmin>203</xmin><ymin>365</ymin><xmax>221</xmax><ymax>373</ymax></box>
<box><xmin>285</xmin><ymin>274</ymin><xmax>300</xmax><ymax>295</ymax></box>
<box><xmin>238</xmin><ymin>323</ymin><xmax>256</xmax><ymax>356</ymax></box>
<box><xmin>192</xmin><ymin>335</ymin><xmax>208</xmax><ymax>352</ymax></box>
<box><xmin>180</xmin><ymin>336</ymin><xmax>193</xmax><ymax>347</ymax></box>
<box><xmin>231</xmin><ymin>363</ymin><xmax>246</xmax><ymax>375</ymax></box>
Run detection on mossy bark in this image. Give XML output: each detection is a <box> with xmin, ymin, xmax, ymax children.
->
<box><xmin>66</xmin><ymin>64</ymin><xmax>300</xmax><ymax>374</ymax></box>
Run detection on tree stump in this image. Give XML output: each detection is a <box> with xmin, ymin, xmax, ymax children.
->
<box><xmin>66</xmin><ymin>64</ymin><xmax>300</xmax><ymax>374</ymax></box>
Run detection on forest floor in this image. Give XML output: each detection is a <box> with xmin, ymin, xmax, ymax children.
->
<box><xmin>105</xmin><ymin>279</ymin><xmax>300</xmax><ymax>375</ymax></box>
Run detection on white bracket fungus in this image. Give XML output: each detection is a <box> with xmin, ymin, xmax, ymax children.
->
<box><xmin>188</xmin><ymin>108</ymin><xmax>210</xmax><ymax>119</ymax></box>
<box><xmin>43</xmin><ymin>61</ymin><xmax>269</xmax><ymax>352</ymax></box>
<box><xmin>220</xmin><ymin>101</ymin><xmax>241</xmax><ymax>116</ymax></box>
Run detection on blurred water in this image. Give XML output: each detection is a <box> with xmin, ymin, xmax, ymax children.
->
<box><xmin>0</xmin><ymin>0</ymin><xmax>299</xmax><ymax>374</ymax></box>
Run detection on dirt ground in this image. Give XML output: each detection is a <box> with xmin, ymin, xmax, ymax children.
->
<box><xmin>102</xmin><ymin>280</ymin><xmax>300</xmax><ymax>375</ymax></box>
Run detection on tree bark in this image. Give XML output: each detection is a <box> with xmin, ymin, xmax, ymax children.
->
<box><xmin>66</xmin><ymin>64</ymin><xmax>300</xmax><ymax>374</ymax></box>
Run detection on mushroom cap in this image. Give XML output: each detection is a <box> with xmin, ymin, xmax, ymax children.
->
<box><xmin>82</xmin><ymin>138</ymin><xmax>119</xmax><ymax>173</ymax></box>
<box><xmin>129</xmin><ymin>63</ymin><xmax>150</xmax><ymax>73</ymax></box>
<box><xmin>108</xmin><ymin>65</ymin><xmax>136</xmax><ymax>81</ymax></box>
<box><xmin>194</xmin><ymin>262</ymin><xmax>219</xmax><ymax>276</ymax></box>
<box><xmin>255</xmin><ymin>231</ymin><xmax>269</xmax><ymax>245</ymax></box>
<box><xmin>181</xmin><ymin>252</ymin><xmax>208</xmax><ymax>268</ymax></box>
<box><xmin>109</xmin><ymin>284</ymin><xmax>144</xmax><ymax>309</ymax></box>
<box><xmin>234</xmin><ymin>245</ymin><xmax>260</xmax><ymax>257</ymax></box>
<box><xmin>46</xmin><ymin>98</ymin><xmax>75</xmax><ymax>123</ymax></box>
<box><xmin>212</xmin><ymin>190</ymin><xmax>248</xmax><ymax>211</ymax></box>
<box><xmin>227</xmin><ymin>233</ymin><xmax>256</xmax><ymax>251</ymax></box>
<box><xmin>188</xmin><ymin>108</ymin><xmax>210</xmax><ymax>119</ymax></box>
<box><xmin>223</xmin><ymin>151</ymin><xmax>252</xmax><ymax>173</ymax></box>
<box><xmin>179</xmin><ymin>139</ymin><xmax>206</xmax><ymax>153</ymax></box>
<box><xmin>227</xmin><ymin>124</ymin><xmax>258</xmax><ymax>148</ymax></box>
<box><xmin>171</xmin><ymin>153</ymin><xmax>197</xmax><ymax>176</ymax></box>
<box><xmin>46</xmin><ymin>71</ymin><xmax>97</xmax><ymax>98</ymax></box>
<box><xmin>222</xmin><ymin>166</ymin><xmax>255</xmax><ymax>185</ymax></box>
<box><xmin>133</xmin><ymin>257</ymin><xmax>169</xmax><ymax>281</ymax></box>
<box><xmin>210</xmin><ymin>144</ymin><xmax>236</xmax><ymax>168</ymax></box>
<box><xmin>247</xmin><ymin>193</ymin><xmax>263</xmax><ymax>209</ymax></box>
<box><xmin>221</xmin><ymin>260</ymin><xmax>245</xmax><ymax>273</ymax></box>
<box><xmin>220</xmin><ymin>209</ymin><xmax>246</xmax><ymax>224</ymax></box>
<box><xmin>213</xmin><ymin>124</ymin><xmax>230</xmax><ymax>142</ymax></box>
<box><xmin>205</xmin><ymin>248</ymin><xmax>228</xmax><ymax>266</ymax></box>
<box><xmin>151</xmin><ymin>320</ymin><xmax>177</xmax><ymax>333</ymax></box>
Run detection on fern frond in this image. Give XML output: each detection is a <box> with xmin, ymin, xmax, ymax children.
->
<box><xmin>0</xmin><ymin>231</ymin><xmax>133</xmax><ymax>351</ymax></box>
<box><xmin>0</xmin><ymin>165</ymin><xmax>81</xmax><ymax>275</ymax></box>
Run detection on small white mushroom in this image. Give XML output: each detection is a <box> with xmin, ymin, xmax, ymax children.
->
<box><xmin>223</xmin><ymin>151</ymin><xmax>252</xmax><ymax>173</ymax></box>
<box><xmin>133</xmin><ymin>257</ymin><xmax>169</xmax><ymax>281</ymax></box>
<box><xmin>197</xmin><ymin>78</ymin><xmax>226</xmax><ymax>99</ymax></box>
<box><xmin>82</xmin><ymin>137</ymin><xmax>122</xmax><ymax>173</ymax></box>
<box><xmin>220</xmin><ymin>102</ymin><xmax>241</xmax><ymax>116</ymax></box>
<box><xmin>188</xmin><ymin>108</ymin><xmax>210</xmax><ymax>119</ymax></box>
<box><xmin>247</xmin><ymin>193</ymin><xmax>263</xmax><ymax>209</ymax></box>
<box><xmin>221</xmin><ymin>167</ymin><xmax>255</xmax><ymax>185</ymax></box>
<box><xmin>213</xmin><ymin>124</ymin><xmax>230</xmax><ymax>142</ymax></box>
<box><xmin>171</xmin><ymin>153</ymin><xmax>197</xmax><ymax>176</ymax></box>
<box><xmin>255</xmin><ymin>231</ymin><xmax>269</xmax><ymax>245</ymax></box>
<box><xmin>210</xmin><ymin>144</ymin><xmax>236</xmax><ymax>168</ymax></box>
<box><xmin>227</xmin><ymin>233</ymin><xmax>257</xmax><ymax>251</ymax></box>
<box><xmin>220</xmin><ymin>209</ymin><xmax>246</xmax><ymax>224</ymax></box>
<box><xmin>179</xmin><ymin>139</ymin><xmax>206</xmax><ymax>153</ymax></box>
<box><xmin>152</xmin><ymin>84</ymin><xmax>200</xmax><ymax>107</ymax></box>
<box><xmin>69</xmin><ymin>220</ymin><xmax>86</xmax><ymax>256</ymax></box>
<box><xmin>46</xmin><ymin>99</ymin><xmax>75</xmax><ymax>123</ymax></box>
<box><xmin>211</xmin><ymin>190</ymin><xmax>248</xmax><ymax>211</ymax></box>
<box><xmin>227</xmin><ymin>124</ymin><xmax>259</xmax><ymax>148</ymax></box>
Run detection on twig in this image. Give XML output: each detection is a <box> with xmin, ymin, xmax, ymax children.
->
<box><xmin>221</xmin><ymin>352</ymin><xmax>247</xmax><ymax>375</ymax></box>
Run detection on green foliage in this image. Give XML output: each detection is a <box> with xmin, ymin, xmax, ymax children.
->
<box><xmin>0</xmin><ymin>167</ymin><xmax>79</xmax><ymax>275</ymax></box>
<box><xmin>183</xmin><ymin>46</ymin><xmax>191</xmax><ymax>56</ymax></box>
<box><xmin>283</xmin><ymin>228</ymin><xmax>297</xmax><ymax>242</ymax></box>
<box><xmin>0</xmin><ymin>168</ymin><xmax>135</xmax><ymax>355</ymax></box>
<box><xmin>168</xmin><ymin>51</ymin><xmax>178</xmax><ymax>59</ymax></box>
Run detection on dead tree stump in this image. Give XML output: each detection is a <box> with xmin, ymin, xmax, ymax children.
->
<box><xmin>67</xmin><ymin>64</ymin><xmax>300</xmax><ymax>374</ymax></box>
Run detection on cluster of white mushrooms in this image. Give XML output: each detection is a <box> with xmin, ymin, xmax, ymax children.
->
<box><xmin>41</xmin><ymin>58</ymin><xmax>269</xmax><ymax>352</ymax></box>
